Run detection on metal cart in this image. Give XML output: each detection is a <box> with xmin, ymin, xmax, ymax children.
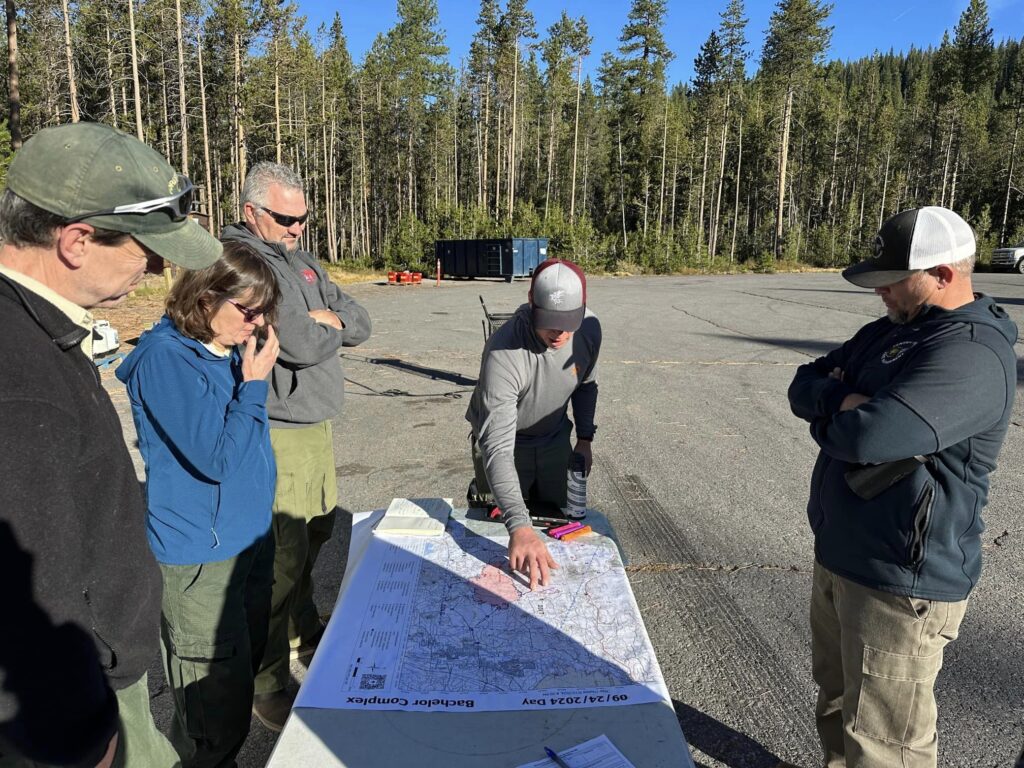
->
<box><xmin>479</xmin><ymin>295</ymin><xmax>515</xmax><ymax>341</ymax></box>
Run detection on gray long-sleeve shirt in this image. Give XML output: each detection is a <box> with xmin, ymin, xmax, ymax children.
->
<box><xmin>221</xmin><ymin>223</ymin><xmax>371</xmax><ymax>427</ymax></box>
<box><xmin>466</xmin><ymin>304</ymin><xmax>601</xmax><ymax>531</ymax></box>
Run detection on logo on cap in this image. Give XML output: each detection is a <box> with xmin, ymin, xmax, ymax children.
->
<box><xmin>873</xmin><ymin>234</ymin><xmax>885</xmax><ymax>259</ymax></box>
<box><xmin>548</xmin><ymin>289</ymin><xmax>567</xmax><ymax>306</ymax></box>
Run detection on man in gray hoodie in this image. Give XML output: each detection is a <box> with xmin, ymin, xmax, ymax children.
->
<box><xmin>466</xmin><ymin>259</ymin><xmax>601</xmax><ymax>591</ymax></box>
<box><xmin>788</xmin><ymin>206</ymin><xmax>1016</xmax><ymax>767</ymax></box>
<box><xmin>221</xmin><ymin>162</ymin><xmax>371</xmax><ymax>731</ymax></box>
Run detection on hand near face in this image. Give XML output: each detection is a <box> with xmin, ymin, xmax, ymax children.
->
<box><xmin>242</xmin><ymin>325</ymin><xmax>280</xmax><ymax>382</ymax></box>
<box><xmin>508</xmin><ymin>527</ymin><xmax>559</xmax><ymax>591</ymax></box>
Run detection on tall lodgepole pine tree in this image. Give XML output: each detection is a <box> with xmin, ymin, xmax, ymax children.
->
<box><xmin>600</xmin><ymin>0</ymin><xmax>673</xmax><ymax>245</ymax></box>
<box><xmin>5</xmin><ymin>0</ymin><xmax>20</xmax><ymax>150</ymax></box>
<box><xmin>127</xmin><ymin>0</ymin><xmax>143</xmax><ymax>140</ymax></box>
<box><xmin>568</xmin><ymin>17</ymin><xmax>591</xmax><ymax>221</ymax></box>
<box><xmin>175</xmin><ymin>0</ymin><xmax>189</xmax><ymax>176</ymax></box>
<box><xmin>60</xmin><ymin>0</ymin><xmax>79</xmax><ymax>122</ymax></box>
<box><xmin>999</xmin><ymin>51</ymin><xmax>1023</xmax><ymax>245</ymax></box>
<box><xmin>711</xmin><ymin>0</ymin><xmax>748</xmax><ymax>260</ymax></box>
<box><xmin>760</xmin><ymin>0</ymin><xmax>832</xmax><ymax>258</ymax></box>
<box><xmin>497</xmin><ymin>0</ymin><xmax>535</xmax><ymax>220</ymax></box>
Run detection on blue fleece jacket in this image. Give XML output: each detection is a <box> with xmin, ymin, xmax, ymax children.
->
<box><xmin>788</xmin><ymin>294</ymin><xmax>1017</xmax><ymax>601</ymax></box>
<box><xmin>116</xmin><ymin>316</ymin><xmax>275</xmax><ymax>565</ymax></box>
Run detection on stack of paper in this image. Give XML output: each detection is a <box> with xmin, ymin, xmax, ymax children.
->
<box><xmin>374</xmin><ymin>497</ymin><xmax>452</xmax><ymax>537</ymax></box>
<box><xmin>514</xmin><ymin>735</ymin><xmax>637</xmax><ymax>768</ymax></box>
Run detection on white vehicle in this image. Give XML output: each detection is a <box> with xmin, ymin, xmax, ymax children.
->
<box><xmin>91</xmin><ymin>320</ymin><xmax>120</xmax><ymax>357</ymax></box>
<box><xmin>991</xmin><ymin>243</ymin><xmax>1024</xmax><ymax>273</ymax></box>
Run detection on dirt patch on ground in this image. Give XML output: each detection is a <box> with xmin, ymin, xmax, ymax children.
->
<box><xmin>93</xmin><ymin>280</ymin><xmax>166</xmax><ymax>382</ymax></box>
<box><xmin>93</xmin><ymin>278</ymin><xmax>168</xmax><ymax>351</ymax></box>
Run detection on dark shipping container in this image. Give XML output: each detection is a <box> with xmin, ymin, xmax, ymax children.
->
<box><xmin>435</xmin><ymin>238</ymin><xmax>549</xmax><ymax>281</ymax></box>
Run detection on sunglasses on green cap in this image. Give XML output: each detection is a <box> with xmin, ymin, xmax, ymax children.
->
<box><xmin>68</xmin><ymin>174</ymin><xmax>195</xmax><ymax>224</ymax></box>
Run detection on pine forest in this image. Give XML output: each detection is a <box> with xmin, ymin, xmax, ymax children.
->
<box><xmin>1</xmin><ymin>0</ymin><xmax>1022</xmax><ymax>274</ymax></box>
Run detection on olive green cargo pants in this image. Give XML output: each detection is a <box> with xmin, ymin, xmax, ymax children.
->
<box><xmin>160</xmin><ymin>532</ymin><xmax>273</xmax><ymax>768</ymax></box>
<box><xmin>256</xmin><ymin>422</ymin><xmax>337</xmax><ymax>695</ymax></box>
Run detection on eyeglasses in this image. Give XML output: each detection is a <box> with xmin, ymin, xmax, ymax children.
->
<box><xmin>259</xmin><ymin>206</ymin><xmax>309</xmax><ymax>227</ymax></box>
<box><xmin>70</xmin><ymin>175</ymin><xmax>195</xmax><ymax>223</ymax></box>
<box><xmin>226</xmin><ymin>299</ymin><xmax>265</xmax><ymax>323</ymax></box>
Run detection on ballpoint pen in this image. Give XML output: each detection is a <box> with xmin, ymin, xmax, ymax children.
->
<box><xmin>544</xmin><ymin>746</ymin><xmax>572</xmax><ymax>768</ymax></box>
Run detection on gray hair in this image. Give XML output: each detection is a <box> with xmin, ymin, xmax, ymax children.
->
<box><xmin>0</xmin><ymin>189</ymin><xmax>128</xmax><ymax>248</ymax></box>
<box><xmin>951</xmin><ymin>254</ymin><xmax>976</xmax><ymax>279</ymax></box>
<box><xmin>242</xmin><ymin>162</ymin><xmax>304</xmax><ymax>207</ymax></box>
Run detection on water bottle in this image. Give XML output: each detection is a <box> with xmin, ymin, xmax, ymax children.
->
<box><xmin>565</xmin><ymin>452</ymin><xmax>588</xmax><ymax>519</ymax></box>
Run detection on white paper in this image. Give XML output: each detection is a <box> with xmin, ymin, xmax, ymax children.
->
<box><xmin>515</xmin><ymin>735</ymin><xmax>637</xmax><ymax>768</ymax></box>
<box><xmin>373</xmin><ymin>497</ymin><xmax>452</xmax><ymax>537</ymax></box>
<box><xmin>296</xmin><ymin>518</ymin><xmax>670</xmax><ymax>713</ymax></box>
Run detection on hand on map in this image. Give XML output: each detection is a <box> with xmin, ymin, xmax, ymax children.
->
<box><xmin>509</xmin><ymin>527</ymin><xmax>559</xmax><ymax>590</ymax></box>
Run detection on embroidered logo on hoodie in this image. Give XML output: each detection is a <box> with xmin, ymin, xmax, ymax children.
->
<box><xmin>881</xmin><ymin>340</ymin><xmax>917</xmax><ymax>364</ymax></box>
<box><xmin>301</xmin><ymin>269</ymin><xmax>317</xmax><ymax>284</ymax></box>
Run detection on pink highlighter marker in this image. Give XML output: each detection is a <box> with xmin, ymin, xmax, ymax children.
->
<box><xmin>548</xmin><ymin>521</ymin><xmax>585</xmax><ymax>539</ymax></box>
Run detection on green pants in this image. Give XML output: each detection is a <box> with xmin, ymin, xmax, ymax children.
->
<box><xmin>471</xmin><ymin>421</ymin><xmax>572</xmax><ymax>515</ymax></box>
<box><xmin>811</xmin><ymin>562</ymin><xmax>968</xmax><ymax>768</ymax></box>
<box><xmin>0</xmin><ymin>673</ymin><xmax>179</xmax><ymax>768</ymax></box>
<box><xmin>160</xmin><ymin>533</ymin><xmax>274</xmax><ymax>768</ymax></box>
<box><xmin>256</xmin><ymin>422</ymin><xmax>337</xmax><ymax>695</ymax></box>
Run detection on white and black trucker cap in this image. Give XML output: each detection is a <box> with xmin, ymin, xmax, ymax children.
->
<box><xmin>530</xmin><ymin>258</ymin><xmax>586</xmax><ymax>332</ymax></box>
<box><xmin>842</xmin><ymin>206</ymin><xmax>975</xmax><ymax>288</ymax></box>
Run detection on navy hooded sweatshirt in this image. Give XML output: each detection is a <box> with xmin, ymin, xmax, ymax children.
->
<box><xmin>788</xmin><ymin>294</ymin><xmax>1017</xmax><ymax>601</ymax></box>
<box><xmin>116</xmin><ymin>316</ymin><xmax>275</xmax><ymax>565</ymax></box>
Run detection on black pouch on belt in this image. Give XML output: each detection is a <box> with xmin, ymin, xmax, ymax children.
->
<box><xmin>844</xmin><ymin>455</ymin><xmax>928</xmax><ymax>500</ymax></box>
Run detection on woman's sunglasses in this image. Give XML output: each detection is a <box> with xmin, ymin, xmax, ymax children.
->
<box><xmin>260</xmin><ymin>206</ymin><xmax>309</xmax><ymax>227</ymax></box>
<box><xmin>226</xmin><ymin>299</ymin><xmax>265</xmax><ymax>323</ymax></box>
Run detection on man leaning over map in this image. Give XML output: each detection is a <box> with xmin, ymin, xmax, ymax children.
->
<box><xmin>465</xmin><ymin>259</ymin><xmax>601</xmax><ymax>591</ymax></box>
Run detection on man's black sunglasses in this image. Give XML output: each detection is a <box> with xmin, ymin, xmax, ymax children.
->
<box><xmin>70</xmin><ymin>175</ymin><xmax>195</xmax><ymax>223</ymax></box>
<box><xmin>260</xmin><ymin>206</ymin><xmax>309</xmax><ymax>227</ymax></box>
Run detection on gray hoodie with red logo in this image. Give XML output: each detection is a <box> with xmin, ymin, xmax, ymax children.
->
<box><xmin>466</xmin><ymin>304</ymin><xmax>601</xmax><ymax>531</ymax></box>
<box><xmin>221</xmin><ymin>223</ymin><xmax>371</xmax><ymax>428</ymax></box>
<box><xmin>788</xmin><ymin>294</ymin><xmax>1017</xmax><ymax>600</ymax></box>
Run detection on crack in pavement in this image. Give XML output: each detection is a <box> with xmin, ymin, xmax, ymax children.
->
<box><xmin>670</xmin><ymin>304</ymin><xmax>820</xmax><ymax>360</ymax></box>
<box><xmin>618</xmin><ymin>359</ymin><xmax>801</xmax><ymax>367</ymax></box>
<box><xmin>729</xmin><ymin>288</ymin><xmax>879</xmax><ymax>320</ymax></box>
<box><xmin>626</xmin><ymin>562</ymin><xmax>809</xmax><ymax>575</ymax></box>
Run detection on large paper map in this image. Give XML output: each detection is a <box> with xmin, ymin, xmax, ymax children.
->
<box><xmin>296</xmin><ymin>517</ymin><xmax>670</xmax><ymax>713</ymax></box>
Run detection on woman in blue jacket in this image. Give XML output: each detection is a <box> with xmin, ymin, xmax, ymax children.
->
<box><xmin>117</xmin><ymin>241</ymin><xmax>281</xmax><ymax>767</ymax></box>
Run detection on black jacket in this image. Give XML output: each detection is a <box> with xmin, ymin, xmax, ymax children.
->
<box><xmin>788</xmin><ymin>295</ymin><xmax>1017</xmax><ymax>601</ymax></box>
<box><xmin>0</xmin><ymin>275</ymin><xmax>162</xmax><ymax>766</ymax></box>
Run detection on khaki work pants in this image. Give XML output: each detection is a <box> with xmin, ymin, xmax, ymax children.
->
<box><xmin>811</xmin><ymin>562</ymin><xmax>968</xmax><ymax>768</ymax></box>
<box><xmin>255</xmin><ymin>422</ymin><xmax>337</xmax><ymax>695</ymax></box>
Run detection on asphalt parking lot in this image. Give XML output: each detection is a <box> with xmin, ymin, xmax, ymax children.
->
<box><xmin>109</xmin><ymin>270</ymin><xmax>1024</xmax><ymax>767</ymax></box>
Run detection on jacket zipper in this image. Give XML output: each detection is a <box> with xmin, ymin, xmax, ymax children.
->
<box><xmin>82</xmin><ymin>587</ymin><xmax>116</xmax><ymax>669</ymax></box>
<box><xmin>909</xmin><ymin>483</ymin><xmax>935</xmax><ymax>569</ymax></box>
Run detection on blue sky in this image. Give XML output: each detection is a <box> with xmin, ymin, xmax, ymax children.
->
<box><xmin>301</xmin><ymin>0</ymin><xmax>1024</xmax><ymax>86</ymax></box>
